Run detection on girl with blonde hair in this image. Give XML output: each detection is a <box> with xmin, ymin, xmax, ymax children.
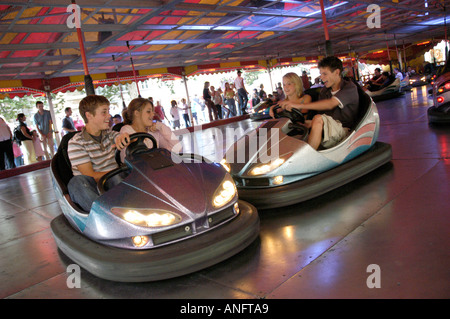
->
<box><xmin>270</xmin><ymin>72</ymin><xmax>312</xmax><ymax>117</ymax></box>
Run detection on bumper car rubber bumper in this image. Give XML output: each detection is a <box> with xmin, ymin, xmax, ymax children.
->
<box><xmin>237</xmin><ymin>141</ymin><xmax>392</xmax><ymax>209</ymax></box>
<box><xmin>428</xmin><ymin>106</ymin><xmax>450</xmax><ymax>124</ymax></box>
<box><xmin>51</xmin><ymin>200</ymin><xmax>259</xmax><ymax>282</ymax></box>
<box><xmin>251</xmin><ymin>113</ymin><xmax>271</xmax><ymax>121</ymax></box>
<box><xmin>371</xmin><ymin>91</ymin><xmax>405</xmax><ymax>102</ymax></box>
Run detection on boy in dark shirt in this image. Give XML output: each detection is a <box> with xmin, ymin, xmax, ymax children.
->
<box><xmin>272</xmin><ymin>56</ymin><xmax>359</xmax><ymax>149</ymax></box>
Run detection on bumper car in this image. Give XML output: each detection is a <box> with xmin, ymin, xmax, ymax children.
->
<box><xmin>409</xmin><ymin>74</ymin><xmax>428</xmax><ymax>87</ymax></box>
<box><xmin>222</xmin><ymin>82</ymin><xmax>392</xmax><ymax>209</ymax></box>
<box><xmin>428</xmin><ymin>71</ymin><xmax>450</xmax><ymax>124</ymax></box>
<box><xmin>251</xmin><ymin>100</ymin><xmax>274</xmax><ymax>120</ymax></box>
<box><xmin>366</xmin><ymin>78</ymin><xmax>405</xmax><ymax>102</ymax></box>
<box><xmin>50</xmin><ymin>132</ymin><xmax>259</xmax><ymax>282</ymax></box>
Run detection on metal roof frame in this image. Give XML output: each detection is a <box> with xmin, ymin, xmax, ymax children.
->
<box><xmin>0</xmin><ymin>0</ymin><xmax>448</xmax><ymax>87</ymax></box>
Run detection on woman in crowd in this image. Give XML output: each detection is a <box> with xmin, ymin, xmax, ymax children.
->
<box><xmin>223</xmin><ymin>82</ymin><xmax>237</xmax><ymax>117</ymax></box>
<box><xmin>16</xmin><ymin>113</ymin><xmax>37</xmax><ymax>165</ymax></box>
<box><xmin>203</xmin><ymin>81</ymin><xmax>218</xmax><ymax>121</ymax></box>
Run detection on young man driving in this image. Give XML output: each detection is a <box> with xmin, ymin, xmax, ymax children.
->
<box><xmin>67</xmin><ymin>95</ymin><xmax>131</xmax><ymax>212</ymax></box>
<box><xmin>271</xmin><ymin>56</ymin><xmax>359</xmax><ymax>150</ymax></box>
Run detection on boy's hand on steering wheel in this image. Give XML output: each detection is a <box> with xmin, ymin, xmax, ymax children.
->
<box><xmin>277</xmin><ymin>100</ymin><xmax>295</xmax><ymax>112</ymax></box>
<box><xmin>114</xmin><ymin>133</ymin><xmax>130</xmax><ymax>150</ymax></box>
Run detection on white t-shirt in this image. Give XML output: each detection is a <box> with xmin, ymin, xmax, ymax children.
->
<box><xmin>0</xmin><ymin>119</ymin><xmax>12</xmax><ymax>142</ymax></box>
<box><xmin>234</xmin><ymin>76</ymin><xmax>244</xmax><ymax>90</ymax></box>
<box><xmin>180</xmin><ymin>102</ymin><xmax>189</xmax><ymax>114</ymax></box>
<box><xmin>170</xmin><ymin>107</ymin><xmax>180</xmax><ymax>120</ymax></box>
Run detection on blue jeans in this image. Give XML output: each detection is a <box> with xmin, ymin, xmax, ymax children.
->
<box><xmin>226</xmin><ymin>99</ymin><xmax>237</xmax><ymax>117</ymax></box>
<box><xmin>68</xmin><ymin>175</ymin><xmax>99</xmax><ymax>212</ymax></box>
<box><xmin>237</xmin><ymin>88</ymin><xmax>248</xmax><ymax>114</ymax></box>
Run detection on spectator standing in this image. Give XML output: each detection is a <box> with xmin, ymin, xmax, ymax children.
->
<box><xmin>203</xmin><ymin>82</ymin><xmax>218</xmax><ymax>121</ymax></box>
<box><xmin>302</xmin><ymin>71</ymin><xmax>311</xmax><ymax>90</ymax></box>
<box><xmin>73</xmin><ymin>115</ymin><xmax>85</xmax><ymax>131</ymax></box>
<box><xmin>170</xmin><ymin>100</ymin><xmax>181</xmax><ymax>130</ymax></box>
<box><xmin>33</xmin><ymin>101</ymin><xmax>54</xmax><ymax>159</ymax></box>
<box><xmin>0</xmin><ymin>117</ymin><xmax>15</xmax><ymax>170</ymax></box>
<box><xmin>190</xmin><ymin>97</ymin><xmax>199</xmax><ymax>125</ymax></box>
<box><xmin>180</xmin><ymin>98</ymin><xmax>191</xmax><ymax>127</ymax></box>
<box><xmin>234</xmin><ymin>70</ymin><xmax>249</xmax><ymax>115</ymax></box>
<box><xmin>62</xmin><ymin>107</ymin><xmax>77</xmax><ymax>136</ymax></box>
<box><xmin>211</xmin><ymin>86</ymin><xmax>223</xmax><ymax>120</ymax></box>
<box><xmin>224</xmin><ymin>82</ymin><xmax>237</xmax><ymax>117</ymax></box>
<box><xmin>154</xmin><ymin>100</ymin><xmax>166</xmax><ymax>122</ymax></box>
<box><xmin>16</xmin><ymin>113</ymin><xmax>36</xmax><ymax>165</ymax></box>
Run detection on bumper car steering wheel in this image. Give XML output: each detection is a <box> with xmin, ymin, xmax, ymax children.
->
<box><xmin>115</xmin><ymin>132</ymin><xmax>158</xmax><ymax>165</ymax></box>
<box><xmin>272</xmin><ymin>105</ymin><xmax>309</xmax><ymax>140</ymax></box>
<box><xmin>98</xmin><ymin>133</ymin><xmax>158</xmax><ymax>195</ymax></box>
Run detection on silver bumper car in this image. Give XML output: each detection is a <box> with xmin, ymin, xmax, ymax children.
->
<box><xmin>50</xmin><ymin>132</ymin><xmax>259</xmax><ymax>282</ymax></box>
<box><xmin>428</xmin><ymin>71</ymin><xmax>450</xmax><ymax>124</ymax></box>
<box><xmin>366</xmin><ymin>78</ymin><xmax>405</xmax><ymax>102</ymax></box>
<box><xmin>222</xmin><ymin>83</ymin><xmax>392</xmax><ymax>209</ymax></box>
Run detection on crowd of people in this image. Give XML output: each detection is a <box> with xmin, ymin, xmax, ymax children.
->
<box><xmin>0</xmin><ymin>101</ymin><xmax>88</xmax><ymax>171</ymax></box>
<box><xmin>1</xmin><ymin>101</ymin><xmax>60</xmax><ymax>170</ymax></box>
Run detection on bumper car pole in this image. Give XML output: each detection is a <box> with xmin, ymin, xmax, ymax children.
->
<box><xmin>319</xmin><ymin>0</ymin><xmax>333</xmax><ymax>56</ymax></box>
<box><xmin>71</xmin><ymin>0</ymin><xmax>95</xmax><ymax>96</ymax></box>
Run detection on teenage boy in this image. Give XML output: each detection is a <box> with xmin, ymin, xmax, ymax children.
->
<box><xmin>271</xmin><ymin>56</ymin><xmax>359</xmax><ymax>150</ymax></box>
<box><xmin>234</xmin><ymin>70</ymin><xmax>249</xmax><ymax>115</ymax></box>
<box><xmin>67</xmin><ymin>95</ymin><xmax>130</xmax><ymax>212</ymax></box>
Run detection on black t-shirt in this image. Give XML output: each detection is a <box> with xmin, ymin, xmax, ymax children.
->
<box><xmin>203</xmin><ymin>88</ymin><xmax>211</xmax><ymax>100</ymax></box>
<box><xmin>319</xmin><ymin>79</ymin><xmax>359</xmax><ymax>130</ymax></box>
<box><xmin>17</xmin><ymin>122</ymin><xmax>32</xmax><ymax>141</ymax></box>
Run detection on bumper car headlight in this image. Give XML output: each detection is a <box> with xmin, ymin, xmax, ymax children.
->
<box><xmin>248</xmin><ymin>153</ymin><xmax>292</xmax><ymax>176</ymax></box>
<box><xmin>213</xmin><ymin>175</ymin><xmax>237</xmax><ymax>208</ymax></box>
<box><xmin>112</xmin><ymin>208</ymin><xmax>181</xmax><ymax>227</ymax></box>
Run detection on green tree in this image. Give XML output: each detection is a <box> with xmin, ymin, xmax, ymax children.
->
<box><xmin>244</xmin><ymin>71</ymin><xmax>265</xmax><ymax>87</ymax></box>
<box><xmin>51</xmin><ymin>92</ymin><xmax>66</xmax><ymax>114</ymax></box>
<box><xmin>96</xmin><ymin>84</ymin><xmax>122</xmax><ymax>103</ymax></box>
<box><xmin>156</xmin><ymin>78</ymin><xmax>175</xmax><ymax>95</ymax></box>
<box><xmin>0</xmin><ymin>95</ymin><xmax>38</xmax><ymax>122</ymax></box>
